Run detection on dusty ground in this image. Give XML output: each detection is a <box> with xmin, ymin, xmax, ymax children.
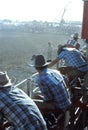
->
<box><xmin>0</xmin><ymin>31</ymin><xmax>85</xmax><ymax>83</ymax></box>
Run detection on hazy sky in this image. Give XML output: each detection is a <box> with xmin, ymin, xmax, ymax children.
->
<box><xmin>0</xmin><ymin>0</ymin><xmax>83</xmax><ymax>22</ymax></box>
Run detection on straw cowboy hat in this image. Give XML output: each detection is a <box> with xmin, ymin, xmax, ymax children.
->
<box><xmin>0</xmin><ymin>71</ymin><xmax>12</xmax><ymax>87</ymax></box>
<box><xmin>31</xmin><ymin>55</ymin><xmax>50</xmax><ymax>67</ymax></box>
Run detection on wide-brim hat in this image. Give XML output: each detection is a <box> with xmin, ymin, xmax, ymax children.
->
<box><xmin>0</xmin><ymin>71</ymin><xmax>12</xmax><ymax>87</ymax></box>
<box><xmin>30</xmin><ymin>55</ymin><xmax>50</xmax><ymax>67</ymax></box>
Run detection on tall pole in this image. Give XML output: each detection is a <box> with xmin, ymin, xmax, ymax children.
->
<box><xmin>82</xmin><ymin>0</ymin><xmax>88</xmax><ymax>39</ymax></box>
<box><xmin>81</xmin><ymin>0</ymin><xmax>88</xmax><ymax>82</ymax></box>
<box><xmin>81</xmin><ymin>0</ymin><xmax>88</xmax><ymax>126</ymax></box>
<box><xmin>82</xmin><ymin>0</ymin><xmax>88</xmax><ymax>62</ymax></box>
<box><xmin>81</xmin><ymin>0</ymin><xmax>88</xmax><ymax>88</ymax></box>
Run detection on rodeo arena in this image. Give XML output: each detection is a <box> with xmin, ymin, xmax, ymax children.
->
<box><xmin>0</xmin><ymin>0</ymin><xmax>88</xmax><ymax>130</ymax></box>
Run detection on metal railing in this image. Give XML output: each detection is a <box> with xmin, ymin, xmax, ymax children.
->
<box><xmin>14</xmin><ymin>73</ymin><xmax>39</xmax><ymax>99</ymax></box>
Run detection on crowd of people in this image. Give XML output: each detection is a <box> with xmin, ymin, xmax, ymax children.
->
<box><xmin>0</xmin><ymin>32</ymin><xmax>88</xmax><ymax>130</ymax></box>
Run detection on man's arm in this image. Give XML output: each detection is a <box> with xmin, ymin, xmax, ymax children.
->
<box><xmin>75</xmin><ymin>43</ymin><xmax>80</xmax><ymax>50</ymax></box>
<box><xmin>48</xmin><ymin>57</ymin><xmax>59</xmax><ymax>67</ymax></box>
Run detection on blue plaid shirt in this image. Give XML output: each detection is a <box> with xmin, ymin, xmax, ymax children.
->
<box><xmin>67</xmin><ymin>39</ymin><xmax>79</xmax><ymax>46</ymax></box>
<box><xmin>37</xmin><ymin>69</ymin><xmax>71</xmax><ymax>112</ymax></box>
<box><xmin>58</xmin><ymin>47</ymin><xmax>88</xmax><ymax>72</ymax></box>
<box><xmin>0</xmin><ymin>86</ymin><xmax>47</xmax><ymax>130</ymax></box>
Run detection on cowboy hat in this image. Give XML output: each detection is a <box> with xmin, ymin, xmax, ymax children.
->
<box><xmin>31</xmin><ymin>55</ymin><xmax>50</xmax><ymax>67</ymax></box>
<box><xmin>0</xmin><ymin>71</ymin><xmax>12</xmax><ymax>87</ymax></box>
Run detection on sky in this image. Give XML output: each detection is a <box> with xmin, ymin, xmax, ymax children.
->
<box><xmin>0</xmin><ymin>0</ymin><xmax>84</xmax><ymax>22</ymax></box>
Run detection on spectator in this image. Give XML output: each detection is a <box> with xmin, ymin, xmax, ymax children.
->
<box><xmin>30</xmin><ymin>55</ymin><xmax>36</xmax><ymax>74</ymax></box>
<box><xmin>32</xmin><ymin>55</ymin><xmax>71</xmax><ymax>113</ymax></box>
<box><xmin>66</xmin><ymin>33</ymin><xmax>80</xmax><ymax>50</ymax></box>
<box><xmin>48</xmin><ymin>45</ymin><xmax>88</xmax><ymax>81</ymax></box>
<box><xmin>0</xmin><ymin>71</ymin><xmax>47</xmax><ymax>130</ymax></box>
<box><xmin>47</xmin><ymin>42</ymin><xmax>52</xmax><ymax>62</ymax></box>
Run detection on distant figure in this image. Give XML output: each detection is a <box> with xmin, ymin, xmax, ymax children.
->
<box><xmin>47</xmin><ymin>42</ymin><xmax>52</xmax><ymax>62</ymax></box>
<box><xmin>66</xmin><ymin>33</ymin><xmax>80</xmax><ymax>50</ymax></box>
<box><xmin>29</xmin><ymin>55</ymin><xmax>36</xmax><ymax>74</ymax></box>
<box><xmin>0</xmin><ymin>71</ymin><xmax>47</xmax><ymax>130</ymax></box>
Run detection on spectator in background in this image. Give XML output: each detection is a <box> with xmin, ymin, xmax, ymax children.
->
<box><xmin>28</xmin><ymin>55</ymin><xmax>36</xmax><ymax>74</ymax></box>
<box><xmin>66</xmin><ymin>33</ymin><xmax>80</xmax><ymax>50</ymax></box>
<box><xmin>0</xmin><ymin>71</ymin><xmax>47</xmax><ymax>130</ymax></box>
<box><xmin>47</xmin><ymin>42</ymin><xmax>52</xmax><ymax>62</ymax></box>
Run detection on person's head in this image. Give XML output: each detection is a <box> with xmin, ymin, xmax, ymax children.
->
<box><xmin>57</xmin><ymin>45</ymin><xmax>66</xmax><ymax>54</ymax></box>
<box><xmin>48</xmin><ymin>42</ymin><xmax>51</xmax><ymax>46</ymax></box>
<box><xmin>73</xmin><ymin>33</ymin><xmax>79</xmax><ymax>40</ymax></box>
<box><xmin>0</xmin><ymin>71</ymin><xmax>12</xmax><ymax>87</ymax></box>
<box><xmin>33</xmin><ymin>55</ymin><xmax>50</xmax><ymax>71</ymax></box>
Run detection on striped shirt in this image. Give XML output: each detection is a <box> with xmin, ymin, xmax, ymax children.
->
<box><xmin>67</xmin><ymin>39</ymin><xmax>79</xmax><ymax>46</ymax></box>
<box><xmin>37</xmin><ymin>69</ymin><xmax>71</xmax><ymax>112</ymax></box>
<box><xmin>58</xmin><ymin>47</ymin><xmax>88</xmax><ymax>72</ymax></box>
<box><xmin>0</xmin><ymin>86</ymin><xmax>47</xmax><ymax>130</ymax></box>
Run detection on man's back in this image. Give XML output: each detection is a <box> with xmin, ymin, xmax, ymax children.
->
<box><xmin>37</xmin><ymin>68</ymin><xmax>71</xmax><ymax>112</ymax></box>
<box><xmin>58</xmin><ymin>47</ymin><xmax>88</xmax><ymax>72</ymax></box>
<box><xmin>0</xmin><ymin>86</ymin><xmax>47</xmax><ymax>130</ymax></box>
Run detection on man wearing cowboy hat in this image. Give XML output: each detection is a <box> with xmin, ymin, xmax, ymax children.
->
<box><xmin>66</xmin><ymin>32</ymin><xmax>80</xmax><ymax>50</ymax></box>
<box><xmin>0</xmin><ymin>71</ymin><xmax>47</xmax><ymax>130</ymax></box>
<box><xmin>32</xmin><ymin>55</ymin><xmax>71</xmax><ymax>113</ymax></box>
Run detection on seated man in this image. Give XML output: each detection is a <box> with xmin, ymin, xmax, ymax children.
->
<box><xmin>0</xmin><ymin>71</ymin><xmax>47</xmax><ymax>130</ymax></box>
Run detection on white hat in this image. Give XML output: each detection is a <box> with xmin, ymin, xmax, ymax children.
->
<box><xmin>0</xmin><ymin>71</ymin><xmax>12</xmax><ymax>87</ymax></box>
